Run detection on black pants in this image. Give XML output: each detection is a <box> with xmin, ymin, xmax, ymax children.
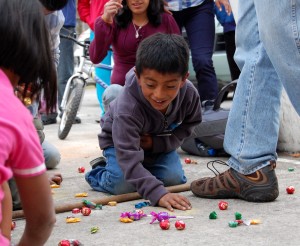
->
<box><xmin>224</xmin><ymin>31</ymin><xmax>240</xmax><ymax>81</ymax></box>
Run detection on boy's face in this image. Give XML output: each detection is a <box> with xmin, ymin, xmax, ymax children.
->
<box><xmin>136</xmin><ymin>68</ymin><xmax>189</xmax><ymax>114</ymax></box>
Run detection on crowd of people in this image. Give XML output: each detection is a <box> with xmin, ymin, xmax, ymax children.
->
<box><xmin>1</xmin><ymin>0</ymin><xmax>299</xmax><ymax>244</ymax></box>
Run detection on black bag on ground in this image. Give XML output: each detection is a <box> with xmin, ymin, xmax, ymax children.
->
<box><xmin>181</xmin><ymin>80</ymin><xmax>237</xmax><ymax>157</ymax></box>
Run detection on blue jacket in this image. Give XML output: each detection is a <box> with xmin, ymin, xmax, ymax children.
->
<box><xmin>62</xmin><ymin>0</ymin><xmax>76</xmax><ymax>27</ymax></box>
<box><xmin>214</xmin><ymin>4</ymin><xmax>236</xmax><ymax>33</ymax></box>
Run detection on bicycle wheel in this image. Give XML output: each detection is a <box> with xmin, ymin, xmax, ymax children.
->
<box><xmin>58</xmin><ymin>77</ymin><xmax>85</xmax><ymax>139</ymax></box>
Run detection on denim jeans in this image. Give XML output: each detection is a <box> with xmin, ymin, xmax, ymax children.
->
<box><xmin>58</xmin><ymin>26</ymin><xmax>75</xmax><ymax>109</ymax></box>
<box><xmin>171</xmin><ymin>0</ymin><xmax>218</xmax><ymax>101</ymax></box>
<box><xmin>224</xmin><ymin>0</ymin><xmax>300</xmax><ymax>174</ymax></box>
<box><xmin>85</xmin><ymin>147</ymin><xmax>187</xmax><ymax>195</ymax></box>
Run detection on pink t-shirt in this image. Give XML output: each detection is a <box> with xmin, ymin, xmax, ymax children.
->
<box><xmin>0</xmin><ymin>69</ymin><xmax>46</xmax><ymax>245</ymax></box>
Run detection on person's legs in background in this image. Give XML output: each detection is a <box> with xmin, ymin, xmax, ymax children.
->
<box><xmin>57</xmin><ymin>26</ymin><xmax>81</xmax><ymax>123</ymax></box>
<box><xmin>190</xmin><ymin>0</ymin><xmax>300</xmax><ymax>202</ymax></box>
<box><xmin>172</xmin><ymin>0</ymin><xmax>218</xmax><ymax>101</ymax></box>
<box><xmin>224</xmin><ymin>30</ymin><xmax>240</xmax><ymax>81</ymax></box>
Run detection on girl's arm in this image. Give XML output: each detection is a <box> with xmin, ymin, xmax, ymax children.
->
<box><xmin>0</xmin><ymin>182</ymin><xmax>12</xmax><ymax>241</ymax></box>
<box><xmin>15</xmin><ymin>173</ymin><xmax>56</xmax><ymax>246</ymax></box>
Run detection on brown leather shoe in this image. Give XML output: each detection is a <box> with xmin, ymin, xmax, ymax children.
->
<box><xmin>191</xmin><ymin>161</ymin><xmax>279</xmax><ymax>202</ymax></box>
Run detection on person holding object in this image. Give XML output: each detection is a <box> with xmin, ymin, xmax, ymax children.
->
<box><xmin>89</xmin><ymin>0</ymin><xmax>180</xmax><ymax>86</ymax></box>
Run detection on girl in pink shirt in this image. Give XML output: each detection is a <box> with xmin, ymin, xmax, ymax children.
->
<box><xmin>0</xmin><ymin>0</ymin><xmax>58</xmax><ymax>244</ymax></box>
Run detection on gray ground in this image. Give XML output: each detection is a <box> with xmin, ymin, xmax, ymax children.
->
<box><xmin>11</xmin><ymin>86</ymin><xmax>300</xmax><ymax>246</ymax></box>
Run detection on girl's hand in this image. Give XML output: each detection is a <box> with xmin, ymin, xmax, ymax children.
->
<box><xmin>102</xmin><ymin>0</ymin><xmax>123</xmax><ymax>23</ymax></box>
<box><xmin>158</xmin><ymin>193</ymin><xmax>192</xmax><ymax>212</ymax></box>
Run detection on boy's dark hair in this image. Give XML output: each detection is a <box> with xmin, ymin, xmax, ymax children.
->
<box><xmin>115</xmin><ymin>0</ymin><xmax>164</xmax><ymax>28</ymax></box>
<box><xmin>0</xmin><ymin>0</ymin><xmax>57</xmax><ymax>112</ymax></box>
<box><xmin>135</xmin><ymin>33</ymin><xmax>190</xmax><ymax>77</ymax></box>
<box><xmin>39</xmin><ymin>0</ymin><xmax>68</xmax><ymax>11</ymax></box>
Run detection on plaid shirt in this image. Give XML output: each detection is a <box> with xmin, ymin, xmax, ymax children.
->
<box><xmin>166</xmin><ymin>0</ymin><xmax>205</xmax><ymax>11</ymax></box>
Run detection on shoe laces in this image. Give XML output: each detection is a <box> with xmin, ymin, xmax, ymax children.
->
<box><xmin>207</xmin><ymin>160</ymin><xmax>229</xmax><ymax>176</ymax></box>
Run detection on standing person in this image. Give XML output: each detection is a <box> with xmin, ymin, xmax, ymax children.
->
<box><xmin>78</xmin><ymin>0</ymin><xmax>112</xmax><ymax>116</ymax></box>
<box><xmin>0</xmin><ymin>0</ymin><xmax>57</xmax><ymax>244</ymax></box>
<box><xmin>165</xmin><ymin>0</ymin><xmax>218</xmax><ymax>102</ymax></box>
<box><xmin>85</xmin><ymin>33</ymin><xmax>202</xmax><ymax>211</ymax></box>
<box><xmin>191</xmin><ymin>0</ymin><xmax>300</xmax><ymax>202</ymax></box>
<box><xmin>89</xmin><ymin>0</ymin><xmax>180</xmax><ymax>86</ymax></box>
<box><xmin>214</xmin><ymin>2</ymin><xmax>240</xmax><ymax>81</ymax></box>
<box><xmin>40</xmin><ymin>0</ymin><xmax>68</xmax><ymax>125</ymax></box>
<box><xmin>58</xmin><ymin>0</ymin><xmax>81</xmax><ymax>123</ymax></box>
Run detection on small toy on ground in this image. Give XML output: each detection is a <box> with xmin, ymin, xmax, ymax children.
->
<box><xmin>120</xmin><ymin>210</ymin><xmax>147</xmax><ymax>222</ymax></box>
<box><xmin>175</xmin><ymin>220</ymin><xmax>186</xmax><ymax>230</ymax></box>
<box><xmin>58</xmin><ymin>239</ymin><xmax>83</xmax><ymax>246</ymax></box>
<box><xmin>107</xmin><ymin>201</ymin><xmax>117</xmax><ymax>206</ymax></box>
<box><xmin>159</xmin><ymin>220</ymin><xmax>170</xmax><ymax>230</ymax></box>
<box><xmin>134</xmin><ymin>201</ymin><xmax>151</xmax><ymax>209</ymax></box>
<box><xmin>66</xmin><ymin>217</ymin><xmax>81</xmax><ymax>223</ymax></box>
<box><xmin>91</xmin><ymin>226</ymin><xmax>99</xmax><ymax>234</ymax></box>
<box><xmin>235</xmin><ymin>212</ymin><xmax>242</xmax><ymax>220</ymax></box>
<box><xmin>184</xmin><ymin>158</ymin><xmax>198</xmax><ymax>164</ymax></box>
<box><xmin>75</xmin><ymin>192</ymin><xmax>88</xmax><ymax>197</ymax></box>
<box><xmin>81</xmin><ymin>207</ymin><xmax>92</xmax><ymax>216</ymax></box>
<box><xmin>209</xmin><ymin>211</ymin><xmax>217</xmax><ymax>219</ymax></box>
<box><xmin>82</xmin><ymin>199</ymin><xmax>102</xmax><ymax>209</ymax></box>
<box><xmin>78</xmin><ymin>167</ymin><xmax>85</xmax><ymax>173</ymax></box>
<box><xmin>218</xmin><ymin>201</ymin><xmax>228</xmax><ymax>210</ymax></box>
<box><xmin>72</xmin><ymin>208</ymin><xmax>81</xmax><ymax>214</ymax></box>
<box><xmin>228</xmin><ymin>221</ymin><xmax>238</xmax><ymax>228</ymax></box>
<box><xmin>286</xmin><ymin>186</ymin><xmax>295</xmax><ymax>194</ymax></box>
<box><xmin>288</xmin><ymin>167</ymin><xmax>295</xmax><ymax>172</ymax></box>
<box><xmin>149</xmin><ymin>211</ymin><xmax>193</xmax><ymax>224</ymax></box>
<box><xmin>50</xmin><ymin>184</ymin><xmax>60</xmax><ymax>188</ymax></box>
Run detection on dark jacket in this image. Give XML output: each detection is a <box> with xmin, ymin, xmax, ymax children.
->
<box><xmin>99</xmin><ymin>69</ymin><xmax>202</xmax><ymax>205</ymax></box>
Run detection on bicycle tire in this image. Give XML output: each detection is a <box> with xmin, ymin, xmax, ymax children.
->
<box><xmin>58</xmin><ymin>77</ymin><xmax>85</xmax><ymax>140</ymax></box>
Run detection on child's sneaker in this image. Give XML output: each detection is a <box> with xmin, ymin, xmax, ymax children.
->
<box><xmin>90</xmin><ymin>157</ymin><xmax>106</xmax><ymax>169</ymax></box>
<box><xmin>190</xmin><ymin>160</ymin><xmax>279</xmax><ymax>202</ymax></box>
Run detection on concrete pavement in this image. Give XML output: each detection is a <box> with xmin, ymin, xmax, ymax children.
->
<box><xmin>11</xmin><ymin>85</ymin><xmax>300</xmax><ymax>246</ymax></box>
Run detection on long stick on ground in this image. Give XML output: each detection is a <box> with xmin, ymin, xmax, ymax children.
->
<box><xmin>12</xmin><ymin>183</ymin><xmax>191</xmax><ymax>219</ymax></box>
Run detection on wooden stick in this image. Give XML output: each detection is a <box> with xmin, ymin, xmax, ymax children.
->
<box><xmin>12</xmin><ymin>183</ymin><xmax>190</xmax><ymax>219</ymax></box>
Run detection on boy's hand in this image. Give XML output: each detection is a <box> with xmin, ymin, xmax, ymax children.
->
<box><xmin>158</xmin><ymin>193</ymin><xmax>192</xmax><ymax>212</ymax></box>
<box><xmin>49</xmin><ymin>173</ymin><xmax>63</xmax><ymax>185</ymax></box>
<box><xmin>140</xmin><ymin>134</ymin><xmax>153</xmax><ymax>150</ymax></box>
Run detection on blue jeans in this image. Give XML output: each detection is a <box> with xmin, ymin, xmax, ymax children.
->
<box><xmin>224</xmin><ymin>0</ymin><xmax>300</xmax><ymax>174</ymax></box>
<box><xmin>171</xmin><ymin>0</ymin><xmax>218</xmax><ymax>101</ymax></box>
<box><xmin>85</xmin><ymin>147</ymin><xmax>187</xmax><ymax>195</ymax></box>
<box><xmin>58</xmin><ymin>27</ymin><xmax>75</xmax><ymax>109</ymax></box>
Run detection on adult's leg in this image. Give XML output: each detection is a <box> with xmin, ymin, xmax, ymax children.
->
<box><xmin>224</xmin><ymin>30</ymin><xmax>240</xmax><ymax>81</ymax></box>
<box><xmin>190</xmin><ymin>0</ymin><xmax>280</xmax><ymax>202</ymax></box>
<box><xmin>182</xmin><ymin>0</ymin><xmax>218</xmax><ymax>101</ymax></box>
<box><xmin>57</xmin><ymin>27</ymin><xmax>75</xmax><ymax>109</ymax></box>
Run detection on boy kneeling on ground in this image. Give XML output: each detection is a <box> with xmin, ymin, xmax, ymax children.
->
<box><xmin>86</xmin><ymin>33</ymin><xmax>202</xmax><ymax>211</ymax></box>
